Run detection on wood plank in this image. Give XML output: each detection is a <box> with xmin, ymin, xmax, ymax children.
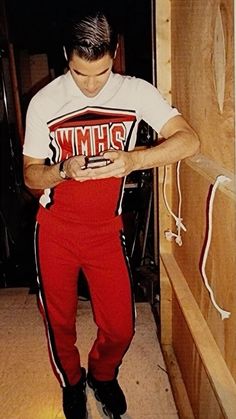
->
<box><xmin>162</xmin><ymin>344</ymin><xmax>195</xmax><ymax>419</ymax></box>
<box><xmin>172</xmin><ymin>296</ymin><xmax>225</xmax><ymax>419</ymax></box>
<box><xmin>8</xmin><ymin>43</ymin><xmax>24</xmax><ymax>145</ymax></box>
<box><xmin>155</xmin><ymin>0</ymin><xmax>173</xmax><ymax>254</ymax></box>
<box><xmin>155</xmin><ymin>0</ymin><xmax>171</xmax><ymax>101</ymax></box>
<box><xmin>160</xmin><ymin>258</ymin><xmax>172</xmax><ymax>345</ymax></box>
<box><xmin>186</xmin><ymin>154</ymin><xmax>235</xmax><ymax>201</ymax></box>
<box><xmin>171</xmin><ymin>0</ymin><xmax>234</xmax><ymax>172</ymax></box>
<box><xmin>158</xmin><ymin>164</ymin><xmax>173</xmax><ymax>254</ymax></box>
<box><xmin>161</xmin><ymin>253</ymin><xmax>236</xmax><ymax>418</ymax></box>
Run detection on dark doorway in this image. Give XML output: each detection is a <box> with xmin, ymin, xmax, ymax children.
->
<box><xmin>0</xmin><ymin>0</ymin><xmax>158</xmax><ymax>302</ymax></box>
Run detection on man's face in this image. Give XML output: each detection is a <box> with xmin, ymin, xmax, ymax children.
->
<box><xmin>69</xmin><ymin>52</ymin><xmax>114</xmax><ymax>98</ymax></box>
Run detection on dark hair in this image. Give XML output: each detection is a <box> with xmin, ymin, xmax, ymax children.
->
<box><xmin>63</xmin><ymin>10</ymin><xmax>118</xmax><ymax>62</ymax></box>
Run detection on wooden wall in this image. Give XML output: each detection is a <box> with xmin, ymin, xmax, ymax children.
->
<box><xmin>156</xmin><ymin>0</ymin><xmax>236</xmax><ymax>418</ymax></box>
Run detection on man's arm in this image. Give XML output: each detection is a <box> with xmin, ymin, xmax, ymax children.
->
<box><xmin>24</xmin><ymin>156</ymin><xmax>63</xmax><ymax>189</ymax></box>
<box><xmin>131</xmin><ymin>115</ymin><xmax>200</xmax><ymax>170</ymax></box>
<box><xmin>23</xmin><ymin>155</ymin><xmax>89</xmax><ymax>189</ymax></box>
<box><xmin>85</xmin><ymin>115</ymin><xmax>200</xmax><ymax>179</ymax></box>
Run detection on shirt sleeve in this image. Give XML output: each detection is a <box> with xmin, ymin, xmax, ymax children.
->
<box><xmin>23</xmin><ymin>95</ymin><xmax>51</xmax><ymax>159</ymax></box>
<box><xmin>135</xmin><ymin>78</ymin><xmax>180</xmax><ymax>133</ymax></box>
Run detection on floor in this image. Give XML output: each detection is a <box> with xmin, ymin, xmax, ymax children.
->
<box><xmin>0</xmin><ymin>288</ymin><xmax>179</xmax><ymax>419</ymax></box>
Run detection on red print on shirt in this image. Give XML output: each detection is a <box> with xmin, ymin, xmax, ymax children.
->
<box><xmin>47</xmin><ymin>107</ymin><xmax>136</xmax><ymax>162</ymax></box>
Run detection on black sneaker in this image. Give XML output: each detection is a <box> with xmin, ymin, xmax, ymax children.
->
<box><xmin>87</xmin><ymin>371</ymin><xmax>127</xmax><ymax>416</ymax></box>
<box><xmin>63</xmin><ymin>368</ymin><xmax>88</xmax><ymax>419</ymax></box>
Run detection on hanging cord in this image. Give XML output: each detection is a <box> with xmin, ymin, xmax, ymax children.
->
<box><xmin>201</xmin><ymin>175</ymin><xmax>231</xmax><ymax>320</ymax></box>
<box><xmin>163</xmin><ymin>161</ymin><xmax>186</xmax><ymax>246</ymax></box>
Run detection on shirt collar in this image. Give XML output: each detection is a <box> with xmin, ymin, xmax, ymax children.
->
<box><xmin>64</xmin><ymin>69</ymin><xmax>114</xmax><ymax>100</ymax></box>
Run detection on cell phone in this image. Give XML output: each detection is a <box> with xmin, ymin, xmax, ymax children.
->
<box><xmin>84</xmin><ymin>155</ymin><xmax>111</xmax><ymax>169</ymax></box>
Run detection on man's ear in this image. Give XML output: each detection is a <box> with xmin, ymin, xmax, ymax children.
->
<box><xmin>63</xmin><ymin>46</ymin><xmax>68</xmax><ymax>61</ymax></box>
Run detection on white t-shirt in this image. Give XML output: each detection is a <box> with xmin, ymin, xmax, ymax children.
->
<box><xmin>23</xmin><ymin>71</ymin><xmax>179</xmax><ymax>223</ymax></box>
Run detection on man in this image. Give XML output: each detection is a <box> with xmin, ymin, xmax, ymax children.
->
<box><xmin>23</xmin><ymin>9</ymin><xmax>199</xmax><ymax>419</ymax></box>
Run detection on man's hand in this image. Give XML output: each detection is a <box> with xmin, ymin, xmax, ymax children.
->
<box><xmin>76</xmin><ymin>150</ymin><xmax>138</xmax><ymax>181</ymax></box>
<box><xmin>63</xmin><ymin>155</ymin><xmax>92</xmax><ymax>181</ymax></box>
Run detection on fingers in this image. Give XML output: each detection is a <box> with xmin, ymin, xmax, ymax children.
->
<box><xmin>103</xmin><ymin>150</ymin><xmax>119</xmax><ymax>161</ymax></box>
<box><xmin>62</xmin><ymin>151</ymin><xmax>135</xmax><ymax>182</ymax></box>
<box><xmin>64</xmin><ymin>156</ymin><xmax>91</xmax><ymax>180</ymax></box>
<box><xmin>62</xmin><ymin>155</ymin><xmax>110</xmax><ymax>182</ymax></box>
<box><xmin>84</xmin><ymin>151</ymin><xmax>132</xmax><ymax>179</ymax></box>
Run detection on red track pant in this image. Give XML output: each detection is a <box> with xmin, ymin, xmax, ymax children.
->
<box><xmin>35</xmin><ymin>212</ymin><xmax>135</xmax><ymax>387</ymax></box>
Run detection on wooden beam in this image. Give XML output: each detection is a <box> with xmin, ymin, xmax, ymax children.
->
<box><xmin>162</xmin><ymin>344</ymin><xmax>195</xmax><ymax>419</ymax></box>
<box><xmin>9</xmin><ymin>43</ymin><xmax>24</xmax><ymax>146</ymax></box>
<box><xmin>160</xmin><ymin>258</ymin><xmax>172</xmax><ymax>345</ymax></box>
<box><xmin>155</xmin><ymin>0</ymin><xmax>174</xmax><ymax>254</ymax></box>
<box><xmin>186</xmin><ymin>154</ymin><xmax>235</xmax><ymax>201</ymax></box>
<box><xmin>161</xmin><ymin>253</ymin><xmax>236</xmax><ymax>418</ymax></box>
<box><xmin>155</xmin><ymin>0</ymin><xmax>171</xmax><ymax>100</ymax></box>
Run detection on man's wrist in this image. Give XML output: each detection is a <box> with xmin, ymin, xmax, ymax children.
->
<box><xmin>131</xmin><ymin>150</ymin><xmax>143</xmax><ymax>171</ymax></box>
